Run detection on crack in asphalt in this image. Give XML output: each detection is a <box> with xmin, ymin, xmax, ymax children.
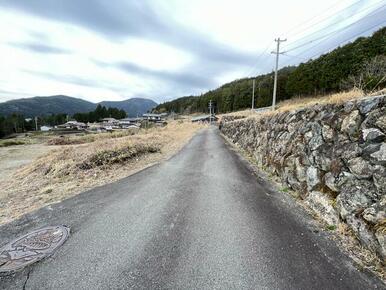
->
<box><xmin>22</xmin><ymin>269</ymin><xmax>30</xmax><ymax>290</ymax></box>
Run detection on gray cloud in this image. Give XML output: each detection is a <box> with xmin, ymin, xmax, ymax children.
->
<box><xmin>1</xmin><ymin>0</ymin><xmax>384</xmax><ymax>102</ymax></box>
<box><xmin>0</xmin><ymin>89</ymin><xmax>34</xmax><ymax>102</ymax></box>
<box><xmin>114</xmin><ymin>61</ymin><xmax>215</xmax><ymax>89</ymax></box>
<box><xmin>22</xmin><ymin>69</ymin><xmax>123</xmax><ymax>91</ymax></box>
<box><xmin>0</xmin><ymin>0</ymin><xmax>254</xmax><ymax>67</ymax></box>
<box><xmin>20</xmin><ymin>67</ymin><xmax>208</xmax><ymax>103</ymax></box>
<box><xmin>10</xmin><ymin>41</ymin><xmax>71</xmax><ymax>54</ymax></box>
<box><xmin>0</xmin><ymin>0</ymin><xmax>258</xmax><ymax>102</ymax></box>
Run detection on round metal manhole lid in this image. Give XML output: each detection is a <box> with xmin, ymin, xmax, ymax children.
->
<box><xmin>0</xmin><ymin>225</ymin><xmax>70</xmax><ymax>273</ymax></box>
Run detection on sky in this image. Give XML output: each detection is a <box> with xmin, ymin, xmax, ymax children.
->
<box><xmin>0</xmin><ymin>0</ymin><xmax>385</xmax><ymax>104</ymax></box>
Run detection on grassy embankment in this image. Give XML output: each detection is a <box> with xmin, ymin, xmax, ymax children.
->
<box><xmin>221</xmin><ymin>88</ymin><xmax>384</xmax><ymax>119</ymax></box>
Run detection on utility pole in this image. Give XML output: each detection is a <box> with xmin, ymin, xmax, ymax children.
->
<box><xmin>271</xmin><ymin>38</ymin><xmax>287</xmax><ymax>111</ymax></box>
<box><xmin>208</xmin><ymin>100</ymin><xmax>213</xmax><ymax>125</ymax></box>
<box><xmin>35</xmin><ymin>116</ymin><xmax>38</xmax><ymax>131</ymax></box>
<box><xmin>252</xmin><ymin>79</ymin><xmax>255</xmax><ymax>110</ymax></box>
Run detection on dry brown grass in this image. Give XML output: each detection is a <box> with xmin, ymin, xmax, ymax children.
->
<box><xmin>275</xmin><ymin>88</ymin><xmax>365</xmax><ymax>112</ymax></box>
<box><xmin>335</xmin><ymin>223</ymin><xmax>386</xmax><ymax>280</ymax></box>
<box><xmin>0</xmin><ymin>120</ymin><xmax>204</xmax><ymax>225</ymax></box>
<box><xmin>46</xmin><ymin>129</ymin><xmax>139</xmax><ymax>145</ymax></box>
<box><xmin>221</xmin><ymin>88</ymin><xmax>385</xmax><ymax>121</ymax></box>
<box><xmin>218</xmin><ymin>109</ymin><xmax>255</xmax><ymax>119</ymax></box>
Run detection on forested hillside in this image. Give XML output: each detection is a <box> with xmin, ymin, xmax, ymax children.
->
<box><xmin>155</xmin><ymin>27</ymin><xmax>386</xmax><ymax>114</ymax></box>
<box><xmin>0</xmin><ymin>96</ymin><xmax>157</xmax><ymax>117</ymax></box>
<box><xmin>0</xmin><ymin>95</ymin><xmax>96</xmax><ymax>117</ymax></box>
<box><xmin>73</xmin><ymin>105</ymin><xmax>127</xmax><ymax>123</ymax></box>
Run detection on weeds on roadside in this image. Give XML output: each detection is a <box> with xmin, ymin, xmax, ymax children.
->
<box><xmin>0</xmin><ymin>139</ymin><xmax>27</xmax><ymax>147</ymax></box>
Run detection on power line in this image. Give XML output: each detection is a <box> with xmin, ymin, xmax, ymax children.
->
<box><xmin>281</xmin><ymin>53</ymin><xmax>308</xmax><ymax>61</ymax></box>
<box><xmin>293</xmin><ymin>18</ymin><xmax>386</xmax><ymax>61</ymax></box>
<box><xmin>283</xmin><ymin>0</ymin><xmax>344</xmax><ymax>36</ymax></box>
<box><xmin>306</xmin><ymin>20</ymin><xmax>386</xmax><ymax>61</ymax></box>
<box><xmin>283</xmin><ymin>3</ymin><xmax>386</xmax><ymax>55</ymax></box>
<box><xmin>244</xmin><ymin>42</ymin><xmax>273</xmax><ymax>77</ymax></box>
<box><xmin>284</xmin><ymin>0</ymin><xmax>367</xmax><ymax>42</ymax></box>
<box><xmin>245</xmin><ymin>0</ymin><xmax>356</xmax><ymax>77</ymax></box>
<box><xmin>281</xmin><ymin>23</ymin><xmax>385</xmax><ymax>69</ymax></box>
<box><xmin>244</xmin><ymin>1</ymin><xmax>368</xmax><ymax>78</ymax></box>
<box><xmin>244</xmin><ymin>0</ymin><xmax>385</xmax><ymax>79</ymax></box>
<box><xmin>282</xmin><ymin>1</ymin><xmax>386</xmax><ymax>53</ymax></box>
<box><xmin>279</xmin><ymin>9</ymin><xmax>386</xmax><ymax>68</ymax></box>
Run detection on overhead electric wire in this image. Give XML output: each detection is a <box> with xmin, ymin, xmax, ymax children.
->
<box><xmin>244</xmin><ymin>42</ymin><xmax>273</xmax><ymax>77</ymax></box>
<box><xmin>281</xmin><ymin>53</ymin><xmax>308</xmax><ymax>61</ymax></box>
<box><xmin>243</xmin><ymin>0</ymin><xmax>386</xmax><ymax>78</ymax></box>
<box><xmin>279</xmin><ymin>18</ymin><xmax>386</xmax><ymax>69</ymax></box>
<box><xmin>292</xmin><ymin>15</ymin><xmax>386</xmax><ymax>60</ymax></box>
<box><xmin>244</xmin><ymin>1</ymin><xmax>353</xmax><ymax>78</ymax></box>
<box><xmin>284</xmin><ymin>0</ymin><xmax>365</xmax><ymax>42</ymax></box>
<box><xmin>306</xmin><ymin>20</ymin><xmax>386</xmax><ymax>61</ymax></box>
<box><xmin>282</xmin><ymin>2</ymin><xmax>386</xmax><ymax>54</ymax></box>
<box><xmin>282</xmin><ymin>0</ymin><xmax>385</xmax><ymax>53</ymax></box>
<box><xmin>283</xmin><ymin>0</ymin><xmax>344</xmax><ymax>36</ymax></box>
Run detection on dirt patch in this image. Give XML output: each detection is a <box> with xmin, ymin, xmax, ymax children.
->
<box><xmin>0</xmin><ymin>121</ymin><xmax>204</xmax><ymax>225</ymax></box>
<box><xmin>0</xmin><ymin>144</ymin><xmax>57</xmax><ymax>182</ymax></box>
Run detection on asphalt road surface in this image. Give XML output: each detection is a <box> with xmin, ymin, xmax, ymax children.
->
<box><xmin>0</xmin><ymin>127</ymin><xmax>384</xmax><ymax>289</ymax></box>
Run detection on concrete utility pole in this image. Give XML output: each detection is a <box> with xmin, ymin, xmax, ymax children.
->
<box><xmin>251</xmin><ymin>79</ymin><xmax>255</xmax><ymax>110</ymax></box>
<box><xmin>34</xmin><ymin>116</ymin><xmax>38</xmax><ymax>131</ymax></box>
<box><xmin>208</xmin><ymin>100</ymin><xmax>213</xmax><ymax>125</ymax></box>
<box><xmin>271</xmin><ymin>38</ymin><xmax>287</xmax><ymax>111</ymax></box>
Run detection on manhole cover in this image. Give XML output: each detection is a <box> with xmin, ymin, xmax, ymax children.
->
<box><xmin>0</xmin><ymin>225</ymin><xmax>70</xmax><ymax>272</ymax></box>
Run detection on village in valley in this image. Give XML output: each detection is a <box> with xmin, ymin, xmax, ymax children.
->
<box><xmin>51</xmin><ymin>113</ymin><xmax>169</xmax><ymax>132</ymax></box>
<box><xmin>38</xmin><ymin>112</ymin><xmax>217</xmax><ymax>133</ymax></box>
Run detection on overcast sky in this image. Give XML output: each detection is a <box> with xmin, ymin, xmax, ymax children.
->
<box><xmin>0</xmin><ymin>0</ymin><xmax>385</xmax><ymax>103</ymax></box>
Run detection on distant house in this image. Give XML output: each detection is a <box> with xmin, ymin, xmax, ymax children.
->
<box><xmin>101</xmin><ymin>118</ymin><xmax>119</xmax><ymax>125</ymax></box>
<box><xmin>40</xmin><ymin>125</ymin><xmax>52</xmax><ymax>131</ymax></box>
<box><xmin>142</xmin><ymin>113</ymin><xmax>163</xmax><ymax>122</ymax></box>
<box><xmin>87</xmin><ymin>122</ymin><xmax>106</xmax><ymax>132</ymax></box>
<box><xmin>99</xmin><ymin>118</ymin><xmax>120</xmax><ymax>129</ymax></box>
<box><xmin>119</xmin><ymin>117</ymin><xmax>142</xmax><ymax>129</ymax></box>
<box><xmin>191</xmin><ymin>114</ymin><xmax>218</xmax><ymax>123</ymax></box>
<box><xmin>57</xmin><ymin>121</ymin><xmax>87</xmax><ymax>130</ymax></box>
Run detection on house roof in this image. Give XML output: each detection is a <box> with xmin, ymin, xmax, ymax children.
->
<box><xmin>120</xmin><ymin>117</ymin><xmax>142</xmax><ymax>122</ymax></box>
<box><xmin>101</xmin><ymin>118</ymin><xmax>118</xmax><ymax>122</ymax></box>
<box><xmin>66</xmin><ymin>121</ymin><xmax>86</xmax><ymax>126</ymax></box>
<box><xmin>143</xmin><ymin>113</ymin><xmax>162</xmax><ymax>117</ymax></box>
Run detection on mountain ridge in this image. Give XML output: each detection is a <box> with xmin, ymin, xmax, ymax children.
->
<box><xmin>0</xmin><ymin>95</ymin><xmax>157</xmax><ymax>117</ymax></box>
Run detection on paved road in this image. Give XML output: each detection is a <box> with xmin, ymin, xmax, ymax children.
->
<box><xmin>0</xmin><ymin>128</ymin><xmax>384</xmax><ymax>289</ymax></box>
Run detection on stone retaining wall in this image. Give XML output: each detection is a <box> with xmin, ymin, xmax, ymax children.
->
<box><xmin>220</xmin><ymin>95</ymin><xmax>386</xmax><ymax>262</ymax></box>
